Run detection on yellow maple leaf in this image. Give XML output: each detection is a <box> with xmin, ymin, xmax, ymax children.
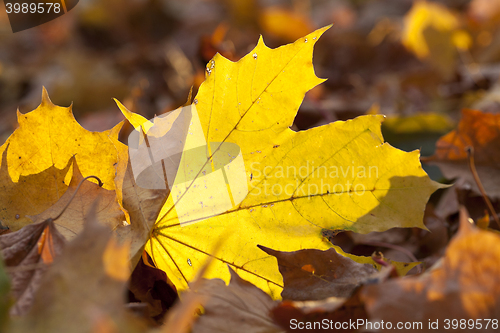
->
<box><xmin>118</xmin><ymin>26</ymin><xmax>443</xmax><ymax>298</ymax></box>
<box><xmin>402</xmin><ymin>1</ymin><xmax>471</xmax><ymax>78</ymax></box>
<box><xmin>402</xmin><ymin>1</ymin><xmax>469</xmax><ymax>58</ymax></box>
<box><xmin>0</xmin><ymin>146</ymin><xmax>71</xmax><ymax>231</ymax></box>
<box><xmin>0</xmin><ymin>89</ymin><xmax>129</xmax><ymax>230</ymax></box>
<box><xmin>0</xmin><ymin>89</ymin><xmax>127</xmax><ymax>190</ymax></box>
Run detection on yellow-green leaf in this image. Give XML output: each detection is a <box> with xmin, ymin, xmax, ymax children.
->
<box><xmin>118</xmin><ymin>26</ymin><xmax>443</xmax><ymax>299</ymax></box>
<box><xmin>382</xmin><ymin>113</ymin><xmax>454</xmax><ymax>134</ymax></box>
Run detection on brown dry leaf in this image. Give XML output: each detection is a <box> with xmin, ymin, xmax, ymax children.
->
<box><xmin>28</xmin><ymin>159</ymin><xmax>125</xmax><ymax>241</ymax></box>
<box><xmin>425</xmin><ymin>109</ymin><xmax>500</xmax><ymax>198</ymax></box>
<box><xmin>259</xmin><ymin>246</ymin><xmax>378</xmax><ymax>301</ymax></box>
<box><xmin>0</xmin><ymin>220</ymin><xmax>65</xmax><ymax>316</ymax></box>
<box><xmin>361</xmin><ymin>207</ymin><xmax>500</xmax><ymax>330</ymax></box>
<box><xmin>160</xmin><ymin>253</ymin><xmax>214</xmax><ymax>333</ymax></box>
<box><xmin>271</xmin><ymin>290</ymin><xmax>367</xmax><ymax>333</ymax></box>
<box><xmin>128</xmin><ymin>252</ymin><xmax>178</xmax><ymax>324</ymax></box>
<box><xmin>10</xmin><ymin>204</ymin><xmax>145</xmax><ymax>333</ymax></box>
<box><xmin>160</xmin><ymin>241</ymin><xmax>229</xmax><ymax>333</ymax></box>
<box><xmin>0</xmin><ymin>256</ymin><xmax>9</xmax><ymax>332</ymax></box>
<box><xmin>114</xmin><ymin>157</ymin><xmax>169</xmax><ymax>265</ymax></box>
<box><xmin>0</xmin><ymin>145</ymin><xmax>70</xmax><ymax>231</ymax></box>
<box><xmin>160</xmin><ymin>288</ymin><xmax>206</xmax><ymax>333</ymax></box>
<box><xmin>25</xmin><ymin>155</ymin><xmax>162</xmax><ymax>271</ymax></box>
<box><xmin>190</xmin><ymin>267</ymin><xmax>283</xmax><ymax>333</ymax></box>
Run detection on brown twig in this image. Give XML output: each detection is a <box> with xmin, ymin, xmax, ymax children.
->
<box><xmin>466</xmin><ymin>146</ymin><xmax>500</xmax><ymax>228</ymax></box>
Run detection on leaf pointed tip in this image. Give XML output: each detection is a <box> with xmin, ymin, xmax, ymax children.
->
<box><xmin>318</xmin><ymin>24</ymin><xmax>333</xmax><ymax>33</ymax></box>
<box><xmin>257</xmin><ymin>244</ymin><xmax>273</xmax><ymax>255</ymax></box>
<box><xmin>455</xmin><ymin>206</ymin><xmax>479</xmax><ymax>240</ymax></box>
<box><xmin>40</xmin><ymin>86</ymin><xmax>54</xmax><ymax>107</ymax></box>
<box><xmin>227</xmin><ymin>265</ymin><xmax>240</xmax><ymax>281</ymax></box>
<box><xmin>114</xmin><ymin>98</ymin><xmax>129</xmax><ymax>113</ymax></box>
<box><xmin>308</xmin><ymin>25</ymin><xmax>332</xmax><ymax>42</ymax></box>
<box><xmin>109</xmin><ymin>121</ymin><xmax>124</xmax><ymax>139</ymax></box>
<box><xmin>433</xmin><ymin>179</ymin><xmax>451</xmax><ymax>190</ymax></box>
<box><xmin>16</xmin><ymin>108</ymin><xmax>23</xmax><ymax>122</ymax></box>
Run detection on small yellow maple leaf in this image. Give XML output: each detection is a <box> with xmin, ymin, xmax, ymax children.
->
<box><xmin>0</xmin><ymin>88</ymin><xmax>127</xmax><ymax>191</ymax></box>
<box><xmin>0</xmin><ymin>89</ymin><xmax>129</xmax><ymax>230</ymax></box>
<box><xmin>0</xmin><ymin>146</ymin><xmax>71</xmax><ymax>231</ymax></box>
<box><xmin>0</xmin><ymin>89</ymin><xmax>170</xmax><ymax>264</ymax></box>
<box><xmin>402</xmin><ymin>1</ymin><xmax>469</xmax><ymax>58</ymax></box>
<box><xmin>402</xmin><ymin>1</ymin><xmax>471</xmax><ymax>78</ymax></box>
<box><xmin>118</xmin><ymin>26</ymin><xmax>444</xmax><ymax>298</ymax></box>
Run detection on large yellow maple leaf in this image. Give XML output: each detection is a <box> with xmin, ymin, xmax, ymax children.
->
<box><xmin>118</xmin><ymin>26</ymin><xmax>443</xmax><ymax>298</ymax></box>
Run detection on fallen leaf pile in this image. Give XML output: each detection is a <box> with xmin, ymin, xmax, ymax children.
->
<box><xmin>0</xmin><ymin>25</ymin><xmax>499</xmax><ymax>333</ymax></box>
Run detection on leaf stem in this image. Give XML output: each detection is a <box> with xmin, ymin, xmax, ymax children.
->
<box><xmin>360</xmin><ymin>240</ymin><xmax>421</xmax><ymax>273</ymax></box>
<box><xmin>52</xmin><ymin>175</ymin><xmax>103</xmax><ymax>221</ymax></box>
<box><xmin>466</xmin><ymin>146</ymin><xmax>500</xmax><ymax>228</ymax></box>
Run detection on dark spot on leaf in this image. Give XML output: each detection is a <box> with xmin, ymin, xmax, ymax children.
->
<box><xmin>321</xmin><ymin>229</ymin><xmax>342</xmax><ymax>240</ymax></box>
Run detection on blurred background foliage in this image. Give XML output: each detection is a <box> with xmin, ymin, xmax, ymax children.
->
<box><xmin>1</xmin><ymin>0</ymin><xmax>500</xmax><ymax>177</ymax></box>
